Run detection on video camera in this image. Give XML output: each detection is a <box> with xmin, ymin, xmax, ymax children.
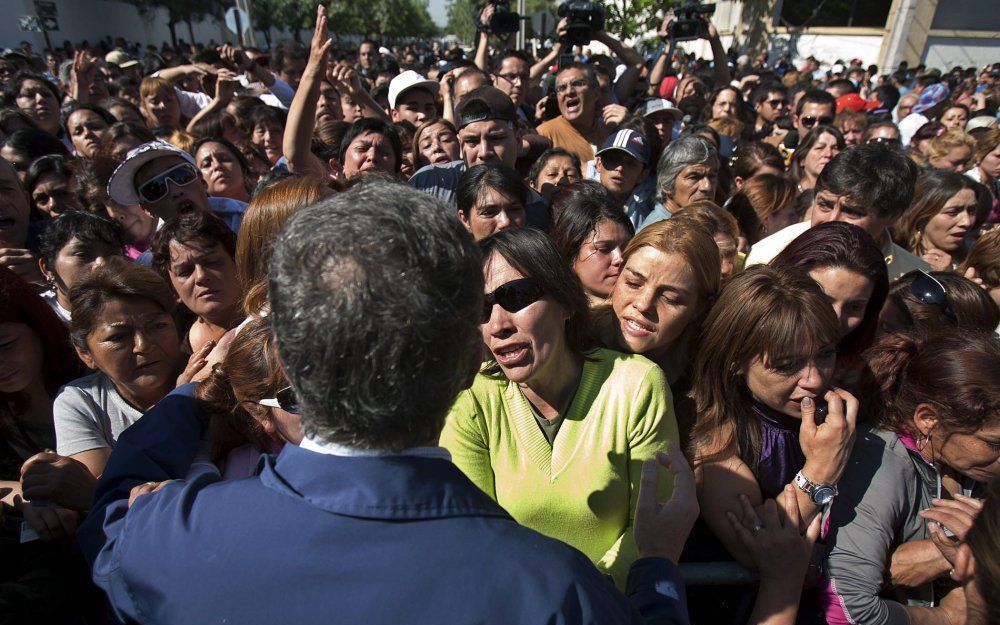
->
<box><xmin>478</xmin><ymin>0</ymin><xmax>521</xmax><ymax>35</ymax></box>
<box><xmin>667</xmin><ymin>1</ymin><xmax>716</xmax><ymax>42</ymax></box>
<box><xmin>557</xmin><ymin>1</ymin><xmax>605</xmax><ymax>47</ymax></box>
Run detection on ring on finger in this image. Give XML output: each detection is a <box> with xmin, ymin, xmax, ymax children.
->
<box><xmin>751</xmin><ymin>524</ymin><xmax>764</xmax><ymax>534</ymax></box>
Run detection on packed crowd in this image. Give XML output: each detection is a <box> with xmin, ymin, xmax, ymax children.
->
<box><xmin>1</xmin><ymin>3</ymin><xmax>999</xmax><ymax>624</ymax></box>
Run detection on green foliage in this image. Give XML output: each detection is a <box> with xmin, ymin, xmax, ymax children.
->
<box><xmin>600</xmin><ymin>0</ymin><xmax>670</xmax><ymax>42</ymax></box>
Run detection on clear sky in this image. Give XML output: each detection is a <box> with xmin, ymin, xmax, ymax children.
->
<box><xmin>428</xmin><ymin>0</ymin><xmax>449</xmax><ymax>28</ymax></box>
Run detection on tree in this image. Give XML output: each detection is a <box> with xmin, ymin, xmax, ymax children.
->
<box><xmin>125</xmin><ymin>0</ymin><xmax>211</xmax><ymax>48</ymax></box>
<box><xmin>600</xmin><ymin>0</ymin><xmax>665</xmax><ymax>42</ymax></box>
<box><xmin>446</xmin><ymin>0</ymin><xmax>552</xmax><ymax>44</ymax></box>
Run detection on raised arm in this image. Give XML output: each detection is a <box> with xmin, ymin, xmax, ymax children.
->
<box><xmin>69</xmin><ymin>50</ymin><xmax>97</xmax><ymax>104</ymax></box>
<box><xmin>282</xmin><ymin>5</ymin><xmax>332</xmax><ymax>178</ymax></box>
<box><xmin>328</xmin><ymin>64</ymin><xmax>388</xmax><ymax>122</ymax></box>
<box><xmin>186</xmin><ymin>69</ymin><xmax>237</xmax><ymax>134</ymax></box>
<box><xmin>592</xmin><ymin>29</ymin><xmax>643</xmax><ymax>105</ymax></box>
<box><xmin>704</xmin><ymin>18</ymin><xmax>731</xmax><ymax>87</ymax></box>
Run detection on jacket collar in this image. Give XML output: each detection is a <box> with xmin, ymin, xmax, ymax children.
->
<box><xmin>258</xmin><ymin>444</ymin><xmax>511</xmax><ymax>521</ymax></box>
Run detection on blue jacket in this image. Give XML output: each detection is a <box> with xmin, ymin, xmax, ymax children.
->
<box><xmin>80</xmin><ymin>386</ymin><xmax>689</xmax><ymax>625</ymax></box>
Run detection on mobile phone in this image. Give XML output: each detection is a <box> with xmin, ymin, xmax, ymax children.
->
<box><xmin>813</xmin><ymin>398</ymin><xmax>829</xmax><ymax>423</ymax></box>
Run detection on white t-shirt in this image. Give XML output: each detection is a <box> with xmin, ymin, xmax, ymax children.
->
<box><xmin>54</xmin><ymin>372</ymin><xmax>144</xmax><ymax>457</ymax></box>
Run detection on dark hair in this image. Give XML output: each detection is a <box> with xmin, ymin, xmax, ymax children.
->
<box><xmin>866</xmin><ymin>330</ymin><xmax>1000</xmax><ymax>437</ymax></box>
<box><xmin>826</xmin><ymin>78</ymin><xmax>857</xmax><ymax>96</ymax></box>
<box><xmin>731</xmin><ymin>141</ymin><xmax>785</xmax><ymax>180</ymax></box>
<box><xmin>555</xmin><ymin>61</ymin><xmax>598</xmax><ymax>87</ymax></box>
<box><xmin>37</xmin><ymin>210</ymin><xmax>124</xmax><ymax>268</ymax></box>
<box><xmin>527</xmin><ymin>147</ymin><xmax>581</xmax><ymax>185</ymax></box>
<box><xmin>61</xmin><ymin>103</ymin><xmax>116</xmax><ymax>137</ymax></box>
<box><xmin>967</xmin><ymin>479</ymin><xmax>1000</xmax><ymax>625</ymax></box>
<box><xmin>893</xmin><ymin>169</ymin><xmax>983</xmax><ymax>256</ymax></box>
<box><xmin>3</xmin><ymin>71</ymin><xmax>60</xmax><ymax>107</ymax></box>
<box><xmin>25</xmin><ymin>154</ymin><xmax>78</xmax><ymax>215</ymax></box>
<box><xmin>551</xmin><ymin>180</ymin><xmax>633</xmax><ymax>264</ymax></box>
<box><xmin>338</xmin><ymin>117</ymin><xmax>403</xmax><ymax>173</ymax></box>
<box><xmin>772</xmin><ymin>221</ymin><xmax>888</xmax><ymax>364</ymax></box>
<box><xmin>189</xmin><ymin>111</ymin><xmax>238</xmax><ymax>140</ymax></box>
<box><xmin>107</xmin><ymin>75</ymin><xmax>140</xmax><ymax>99</ymax></box>
<box><xmin>888</xmin><ymin>271</ymin><xmax>1000</xmax><ymax>334</ymax></box>
<box><xmin>2</xmin><ymin>128</ymin><xmax>69</xmax><ymax>165</ymax></box>
<box><xmin>68</xmin><ymin>256</ymin><xmax>175</xmax><ymax>351</ymax></box>
<box><xmin>268</xmin><ymin>181</ymin><xmax>483</xmax><ymax>451</ymax></box>
<box><xmin>0</xmin><ymin>267</ymin><xmax>83</xmax><ymax>413</ymax></box>
<box><xmin>795</xmin><ymin>89</ymin><xmax>836</xmax><ymax>115</ymax></box>
<box><xmin>862</xmin><ymin>120</ymin><xmax>900</xmax><ymax>143</ymax></box>
<box><xmin>151</xmin><ymin>210</ymin><xmax>237</xmax><ymax>288</ymax></box>
<box><xmin>815</xmin><ymin>143</ymin><xmax>919</xmax><ymax>221</ymax></box>
<box><xmin>749</xmin><ymin>82</ymin><xmax>787</xmax><ymax>106</ymax></box>
<box><xmin>192</xmin><ymin>136</ymin><xmax>250</xmax><ymax>180</ymax></box>
<box><xmin>273</xmin><ymin>42</ymin><xmax>308</xmax><ymax>71</ymax></box>
<box><xmin>872</xmin><ymin>85</ymin><xmax>900</xmax><ymax>112</ymax></box>
<box><xmin>247</xmin><ymin>105</ymin><xmax>287</xmax><ymax>133</ymax></box>
<box><xmin>789</xmin><ymin>124</ymin><xmax>845</xmax><ymax>184</ymax></box>
<box><xmin>702</xmin><ymin>86</ymin><xmax>750</xmax><ymax>125</ymax></box>
<box><xmin>455</xmin><ymin>163</ymin><xmax>527</xmax><ymax>216</ymax></box>
<box><xmin>479</xmin><ymin>227</ymin><xmax>594</xmax><ymax>376</ymax></box>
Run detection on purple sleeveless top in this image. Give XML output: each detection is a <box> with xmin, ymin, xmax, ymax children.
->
<box><xmin>751</xmin><ymin>401</ymin><xmax>806</xmax><ymax>500</ymax></box>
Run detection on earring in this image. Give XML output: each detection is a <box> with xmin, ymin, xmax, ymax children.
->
<box><xmin>916</xmin><ymin>433</ymin><xmax>928</xmax><ymax>450</ymax></box>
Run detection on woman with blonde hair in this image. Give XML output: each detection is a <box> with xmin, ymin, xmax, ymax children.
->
<box><xmin>893</xmin><ymin>169</ymin><xmax>983</xmax><ymax>270</ymax></box>
<box><xmin>689</xmin><ymin>265</ymin><xmax>857</xmax><ymax>568</ymax></box>
<box><xmin>236</xmin><ymin>176</ymin><xmax>337</xmax><ymax>317</ymax></box>
<box><xmin>593</xmin><ymin>217</ymin><xmax>721</xmax><ymax>390</ymax></box>
<box><xmin>138</xmin><ymin>76</ymin><xmax>184</xmax><ymax>131</ymax></box>
<box><xmin>925</xmin><ymin>129</ymin><xmax>976</xmax><ymax>173</ymax></box>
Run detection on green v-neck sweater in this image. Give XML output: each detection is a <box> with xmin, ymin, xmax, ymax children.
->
<box><xmin>440</xmin><ymin>349</ymin><xmax>678</xmax><ymax>588</ymax></box>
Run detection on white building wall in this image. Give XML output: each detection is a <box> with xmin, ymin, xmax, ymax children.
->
<box><xmin>923</xmin><ymin>36</ymin><xmax>1000</xmax><ymax>70</ymax></box>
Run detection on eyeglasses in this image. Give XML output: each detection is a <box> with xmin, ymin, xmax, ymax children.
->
<box><xmin>258</xmin><ymin>386</ymin><xmax>300</xmax><ymax>414</ymax></box>
<box><xmin>800</xmin><ymin>115</ymin><xmax>834</xmax><ymax>128</ymax></box>
<box><xmin>906</xmin><ymin>270</ymin><xmax>958</xmax><ymax>324</ymax></box>
<box><xmin>497</xmin><ymin>72</ymin><xmax>529</xmax><ymax>84</ymax></box>
<box><xmin>137</xmin><ymin>163</ymin><xmax>199</xmax><ymax>204</ymax></box>
<box><xmin>482</xmin><ymin>278</ymin><xmax>545</xmax><ymax>323</ymax></box>
<box><xmin>555</xmin><ymin>79</ymin><xmax>589</xmax><ymax>95</ymax></box>
<box><xmin>766</xmin><ymin>98</ymin><xmax>789</xmax><ymax>108</ymax></box>
<box><xmin>868</xmin><ymin>136</ymin><xmax>901</xmax><ymax>147</ymax></box>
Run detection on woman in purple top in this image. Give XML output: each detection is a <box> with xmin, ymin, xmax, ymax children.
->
<box><xmin>688</xmin><ymin>265</ymin><xmax>859</xmax><ymax>569</ymax></box>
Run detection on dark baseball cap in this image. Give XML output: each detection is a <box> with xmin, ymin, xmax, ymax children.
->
<box><xmin>596</xmin><ymin>129</ymin><xmax>650</xmax><ymax>166</ymax></box>
<box><xmin>455</xmin><ymin>86</ymin><xmax>517</xmax><ymax>129</ymax></box>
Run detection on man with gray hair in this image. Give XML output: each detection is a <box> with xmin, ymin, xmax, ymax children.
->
<box><xmin>80</xmin><ymin>181</ymin><xmax>695</xmax><ymax>624</ymax></box>
<box><xmin>630</xmin><ymin>135</ymin><xmax>720</xmax><ymax>232</ymax></box>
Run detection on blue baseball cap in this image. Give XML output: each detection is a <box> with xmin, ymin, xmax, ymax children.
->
<box><xmin>596</xmin><ymin>129</ymin><xmax>650</xmax><ymax>166</ymax></box>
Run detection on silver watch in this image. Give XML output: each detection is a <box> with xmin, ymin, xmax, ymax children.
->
<box><xmin>794</xmin><ymin>471</ymin><xmax>838</xmax><ymax>506</ymax></box>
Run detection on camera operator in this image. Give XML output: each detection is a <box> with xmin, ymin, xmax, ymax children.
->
<box><xmin>647</xmin><ymin>10</ymin><xmax>730</xmax><ymax>99</ymax></box>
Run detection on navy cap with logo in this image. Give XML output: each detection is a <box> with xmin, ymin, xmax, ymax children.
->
<box><xmin>596</xmin><ymin>129</ymin><xmax>650</xmax><ymax>166</ymax></box>
<box><xmin>454</xmin><ymin>86</ymin><xmax>517</xmax><ymax>129</ymax></box>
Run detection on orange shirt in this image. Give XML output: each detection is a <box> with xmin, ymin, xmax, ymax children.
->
<box><xmin>537</xmin><ymin>115</ymin><xmax>609</xmax><ymax>164</ymax></box>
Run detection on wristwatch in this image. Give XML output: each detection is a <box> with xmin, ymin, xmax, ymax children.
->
<box><xmin>794</xmin><ymin>471</ymin><xmax>838</xmax><ymax>505</ymax></box>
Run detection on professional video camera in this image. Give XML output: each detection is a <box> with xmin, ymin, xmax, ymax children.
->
<box><xmin>667</xmin><ymin>0</ymin><xmax>716</xmax><ymax>42</ymax></box>
<box><xmin>478</xmin><ymin>0</ymin><xmax>521</xmax><ymax>35</ymax></box>
<box><xmin>556</xmin><ymin>1</ymin><xmax>605</xmax><ymax>47</ymax></box>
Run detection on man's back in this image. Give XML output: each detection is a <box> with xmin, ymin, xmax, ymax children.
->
<box><xmin>87</xmin><ymin>423</ymin><xmax>636</xmax><ymax>625</ymax></box>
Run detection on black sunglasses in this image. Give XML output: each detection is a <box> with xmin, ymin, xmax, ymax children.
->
<box><xmin>907</xmin><ymin>270</ymin><xmax>958</xmax><ymax>324</ymax></box>
<box><xmin>482</xmin><ymin>278</ymin><xmax>545</xmax><ymax>323</ymax></box>
<box><xmin>258</xmin><ymin>386</ymin><xmax>300</xmax><ymax>414</ymax></box>
<box><xmin>801</xmin><ymin>115</ymin><xmax>834</xmax><ymax>128</ymax></box>
<box><xmin>868</xmin><ymin>136</ymin><xmax>901</xmax><ymax>147</ymax></box>
<box><xmin>137</xmin><ymin>162</ymin><xmax>198</xmax><ymax>204</ymax></box>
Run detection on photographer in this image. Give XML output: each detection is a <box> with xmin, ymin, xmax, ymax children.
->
<box><xmin>648</xmin><ymin>9</ymin><xmax>730</xmax><ymax>99</ymax></box>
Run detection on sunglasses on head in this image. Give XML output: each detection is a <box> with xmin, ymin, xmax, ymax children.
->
<box><xmin>137</xmin><ymin>162</ymin><xmax>198</xmax><ymax>204</ymax></box>
<box><xmin>868</xmin><ymin>136</ymin><xmax>901</xmax><ymax>147</ymax></box>
<box><xmin>907</xmin><ymin>270</ymin><xmax>958</xmax><ymax>324</ymax></box>
<box><xmin>258</xmin><ymin>386</ymin><xmax>300</xmax><ymax>414</ymax></box>
<box><xmin>801</xmin><ymin>115</ymin><xmax>834</xmax><ymax>128</ymax></box>
<box><xmin>482</xmin><ymin>278</ymin><xmax>545</xmax><ymax>323</ymax></box>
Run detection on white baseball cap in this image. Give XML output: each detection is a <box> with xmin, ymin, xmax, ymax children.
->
<box><xmin>107</xmin><ymin>141</ymin><xmax>197</xmax><ymax>206</ymax></box>
<box><xmin>641</xmin><ymin>98</ymin><xmax>682</xmax><ymax>122</ymax></box>
<box><xmin>388</xmin><ymin>70</ymin><xmax>440</xmax><ymax>110</ymax></box>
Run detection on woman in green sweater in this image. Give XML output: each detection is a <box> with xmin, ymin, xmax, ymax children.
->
<box><xmin>440</xmin><ymin>228</ymin><xmax>679</xmax><ymax>588</ymax></box>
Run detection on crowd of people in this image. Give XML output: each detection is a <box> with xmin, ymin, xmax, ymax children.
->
<box><xmin>0</xmin><ymin>3</ymin><xmax>999</xmax><ymax>624</ymax></box>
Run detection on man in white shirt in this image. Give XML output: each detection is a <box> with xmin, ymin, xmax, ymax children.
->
<box><xmin>746</xmin><ymin>144</ymin><xmax>929</xmax><ymax>280</ymax></box>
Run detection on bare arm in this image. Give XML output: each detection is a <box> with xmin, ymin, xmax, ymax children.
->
<box><xmin>530</xmin><ymin>36</ymin><xmax>563</xmax><ymax>81</ymax></box>
<box><xmin>69</xmin><ymin>50</ymin><xmax>96</xmax><ymax>104</ymax></box>
<box><xmin>592</xmin><ymin>30</ymin><xmax>643</xmax><ymax>104</ymax></box>
<box><xmin>283</xmin><ymin>6</ymin><xmax>332</xmax><ymax>178</ymax></box>
<box><xmin>186</xmin><ymin>70</ymin><xmax>237</xmax><ymax>134</ymax></box>
<box><xmin>329</xmin><ymin>65</ymin><xmax>389</xmax><ymax>122</ymax></box>
<box><xmin>705</xmin><ymin>20</ymin><xmax>731</xmax><ymax>87</ymax></box>
<box><xmin>889</xmin><ymin>540</ymin><xmax>952</xmax><ymax>589</ymax></box>
<box><xmin>647</xmin><ymin>16</ymin><xmax>674</xmax><ymax>98</ymax></box>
